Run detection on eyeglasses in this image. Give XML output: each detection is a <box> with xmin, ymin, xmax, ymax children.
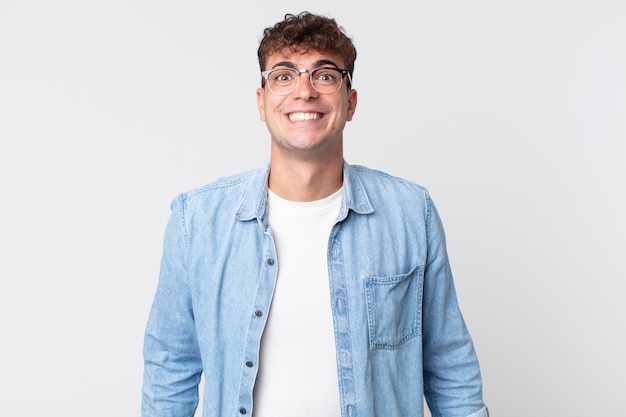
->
<box><xmin>261</xmin><ymin>67</ymin><xmax>351</xmax><ymax>95</ymax></box>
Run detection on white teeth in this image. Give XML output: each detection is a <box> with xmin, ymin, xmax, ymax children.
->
<box><xmin>289</xmin><ymin>112</ymin><xmax>320</xmax><ymax>121</ymax></box>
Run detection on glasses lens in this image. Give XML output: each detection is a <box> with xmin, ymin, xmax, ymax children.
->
<box><xmin>267</xmin><ymin>69</ymin><xmax>298</xmax><ymax>95</ymax></box>
<box><xmin>311</xmin><ymin>68</ymin><xmax>344</xmax><ymax>93</ymax></box>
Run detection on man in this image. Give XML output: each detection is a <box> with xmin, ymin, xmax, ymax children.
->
<box><xmin>142</xmin><ymin>11</ymin><xmax>488</xmax><ymax>417</ymax></box>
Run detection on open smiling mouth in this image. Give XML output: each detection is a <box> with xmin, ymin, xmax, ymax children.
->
<box><xmin>288</xmin><ymin>112</ymin><xmax>322</xmax><ymax>121</ymax></box>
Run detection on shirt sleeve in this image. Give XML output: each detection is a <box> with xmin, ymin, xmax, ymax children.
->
<box><xmin>142</xmin><ymin>195</ymin><xmax>203</xmax><ymax>417</ymax></box>
<box><xmin>421</xmin><ymin>192</ymin><xmax>488</xmax><ymax>417</ymax></box>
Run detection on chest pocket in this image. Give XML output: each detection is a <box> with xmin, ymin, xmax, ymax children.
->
<box><xmin>365</xmin><ymin>264</ymin><xmax>424</xmax><ymax>350</ymax></box>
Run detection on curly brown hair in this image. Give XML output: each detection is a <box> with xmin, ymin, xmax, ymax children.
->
<box><xmin>258</xmin><ymin>12</ymin><xmax>357</xmax><ymax>88</ymax></box>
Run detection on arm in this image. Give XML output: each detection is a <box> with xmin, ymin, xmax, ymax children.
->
<box><xmin>421</xmin><ymin>193</ymin><xmax>488</xmax><ymax>417</ymax></box>
<box><xmin>142</xmin><ymin>196</ymin><xmax>203</xmax><ymax>417</ymax></box>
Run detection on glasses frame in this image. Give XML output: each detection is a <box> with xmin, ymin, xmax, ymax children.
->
<box><xmin>261</xmin><ymin>67</ymin><xmax>352</xmax><ymax>96</ymax></box>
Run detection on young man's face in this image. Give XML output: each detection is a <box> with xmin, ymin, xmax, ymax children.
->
<box><xmin>257</xmin><ymin>49</ymin><xmax>357</xmax><ymax>161</ymax></box>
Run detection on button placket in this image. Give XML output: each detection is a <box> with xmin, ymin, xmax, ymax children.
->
<box><xmin>328</xmin><ymin>231</ymin><xmax>357</xmax><ymax>412</ymax></box>
<box><xmin>237</xmin><ymin>235</ymin><xmax>278</xmax><ymax>417</ymax></box>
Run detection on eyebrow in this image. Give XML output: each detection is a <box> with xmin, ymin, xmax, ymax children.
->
<box><xmin>270</xmin><ymin>59</ymin><xmax>341</xmax><ymax>70</ymax></box>
<box><xmin>314</xmin><ymin>59</ymin><xmax>341</xmax><ymax>68</ymax></box>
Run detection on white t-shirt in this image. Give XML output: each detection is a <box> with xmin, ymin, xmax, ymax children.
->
<box><xmin>253</xmin><ymin>187</ymin><xmax>343</xmax><ymax>417</ymax></box>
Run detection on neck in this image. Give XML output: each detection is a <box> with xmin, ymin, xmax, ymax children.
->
<box><xmin>268</xmin><ymin>150</ymin><xmax>343</xmax><ymax>202</ymax></box>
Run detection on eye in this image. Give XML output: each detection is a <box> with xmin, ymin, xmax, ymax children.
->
<box><xmin>271</xmin><ymin>69</ymin><xmax>296</xmax><ymax>83</ymax></box>
<box><xmin>313</xmin><ymin>68</ymin><xmax>339</xmax><ymax>84</ymax></box>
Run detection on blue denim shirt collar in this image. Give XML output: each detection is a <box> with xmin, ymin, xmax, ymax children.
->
<box><xmin>235</xmin><ymin>160</ymin><xmax>374</xmax><ymax>223</ymax></box>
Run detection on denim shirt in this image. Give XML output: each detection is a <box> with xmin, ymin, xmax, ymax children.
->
<box><xmin>142</xmin><ymin>161</ymin><xmax>488</xmax><ymax>417</ymax></box>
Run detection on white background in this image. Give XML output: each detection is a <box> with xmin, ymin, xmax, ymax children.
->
<box><xmin>1</xmin><ymin>1</ymin><xmax>625</xmax><ymax>416</ymax></box>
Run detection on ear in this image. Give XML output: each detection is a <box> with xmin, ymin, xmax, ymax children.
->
<box><xmin>346</xmin><ymin>88</ymin><xmax>357</xmax><ymax>121</ymax></box>
<box><xmin>256</xmin><ymin>88</ymin><xmax>266</xmax><ymax>121</ymax></box>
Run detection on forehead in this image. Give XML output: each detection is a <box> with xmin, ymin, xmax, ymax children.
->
<box><xmin>265</xmin><ymin>48</ymin><xmax>345</xmax><ymax>70</ymax></box>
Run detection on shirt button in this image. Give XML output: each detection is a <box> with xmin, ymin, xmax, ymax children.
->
<box><xmin>254</xmin><ymin>310</ymin><xmax>263</xmax><ymax>317</ymax></box>
<box><xmin>267</xmin><ymin>258</ymin><xmax>275</xmax><ymax>265</ymax></box>
<box><xmin>246</xmin><ymin>361</ymin><xmax>253</xmax><ymax>367</ymax></box>
<box><xmin>239</xmin><ymin>407</ymin><xmax>247</xmax><ymax>414</ymax></box>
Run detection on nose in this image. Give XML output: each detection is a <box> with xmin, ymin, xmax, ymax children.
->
<box><xmin>293</xmin><ymin>70</ymin><xmax>318</xmax><ymax>99</ymax></box>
